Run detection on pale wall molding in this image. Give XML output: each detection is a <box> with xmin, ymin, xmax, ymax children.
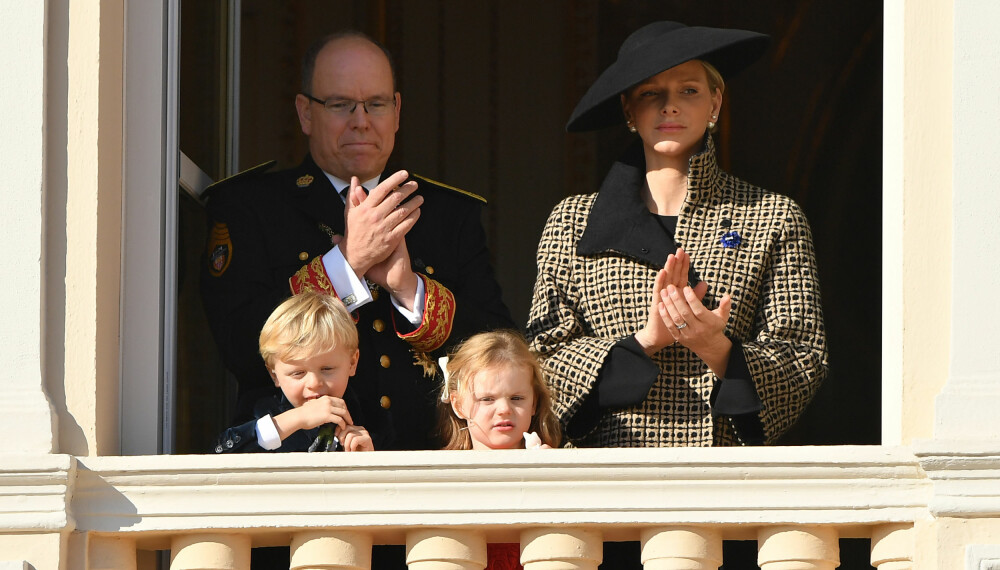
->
<box><xmin>70</xmin><ymin>447</ymin><xmax>928</xmax><ymax>549</ymax></box>
<box><xmin>914</xmin><ymin>441</ymin><xmax>1000</xmax><ymax>518</ymax></box>
<box><xmin>0</xmin><ymin>455</ymin><xmax>75</xmax><ymax>532</ymax></box>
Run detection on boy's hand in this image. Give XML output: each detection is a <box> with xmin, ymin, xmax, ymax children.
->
<box><xmin>338</xmin><ymin>424</ymin><xmax>374</xmax><ymax>452</ymax></box>
<box><xmin>274</xmin><ymin>395</ymin><xmax>354</xmax><ymax>440</ymax></box>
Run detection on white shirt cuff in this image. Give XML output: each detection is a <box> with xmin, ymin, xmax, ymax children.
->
<box><xmin>321</xmin><ymin>245</ymin><xmax>373</xmax><ymax>311</ymax></box>
<box><xmin>255</xmin><ymin>415</ymin><xmax>282</xmax><ymax>450</ymax></box>
<box><xmin>390</xmin><ymin>274</ymin><xmax>425</xmax><ymax>326</ymax></box>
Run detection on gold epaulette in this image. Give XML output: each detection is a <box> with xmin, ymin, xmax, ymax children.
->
<box><xmin>412</xmin><ymin>174</ymin><xmax>487</xmax><ymax>205</ymax></box>
<box><xmin>203</xmin><ymin>160</ymin><xmax>277</xmax><ymax>196</ymax></box>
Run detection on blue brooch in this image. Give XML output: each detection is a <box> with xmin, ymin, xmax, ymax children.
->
<box><xmin>720</xmin><ymin>230</ymin><xmax>742</xmax><ymax>249</ymax></box>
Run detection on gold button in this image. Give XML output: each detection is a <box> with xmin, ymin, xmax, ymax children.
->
<box><xmin>425</xmin><ymin>265</ymin><xmax>435</xmax><ymax>275</ymax></box>
<box><xmin>380</xmin><ymin>355</ymin><xmax>391</xmax><ymax>368</ymax></box>
<box><xmin>298</xmin><ymin>251</ymin><xmax>309</xmax><ymax>261</ymax></box>
<box><xmin>373</xmin><ymin>319</ymin><xmax>385</xmax><ymax>332</ymax></box>
<box><xmin>371</xmin><ymin>288</ymin><xmax>380</xmax><ymax>301</ymax></box>
<box><xmin>380</xmin><ymin>395</ymin><xmax>391</xmax><ymax>409</ymax></box>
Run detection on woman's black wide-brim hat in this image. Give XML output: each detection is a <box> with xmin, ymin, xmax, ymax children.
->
<box><xmin>566</xmin><ymin>21</ymin><xmax>770</xmax><ymax>132</ymax></box>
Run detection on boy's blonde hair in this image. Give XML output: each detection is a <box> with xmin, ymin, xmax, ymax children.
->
<box><xmin>259</xmin><ymin>291</ymin><xmax>358</xmax><ymax>369</ymax></box>
<box><xmin>438</xmin><ymin>330</ymin><xmax>561</xmax><ymax>450</ymax></box>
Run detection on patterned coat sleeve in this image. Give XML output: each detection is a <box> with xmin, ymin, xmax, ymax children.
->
<box><xmin>527</xmin><ymin>197</ymin><xmax>617</xmax><ymax>425</ymax></box>
<box><xmin>735</xmin><ymin>198</ymin><xmax>828</xmax><ymax>442</ymax></box>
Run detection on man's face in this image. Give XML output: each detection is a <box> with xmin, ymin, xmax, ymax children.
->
<box><xmin>295</xmin><ymin>38</ymin><xmax>401</xmax><ymax>181</ymax></box>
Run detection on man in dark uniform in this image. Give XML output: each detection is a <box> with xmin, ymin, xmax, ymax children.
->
<box><xmin>201</xmin><ymin>31</ymin><xmax>513</xmax><ymax>452</ymax></box>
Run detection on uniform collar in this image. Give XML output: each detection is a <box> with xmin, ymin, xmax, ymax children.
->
<box><xmin>324</xmin><ymin>172</ymin><xmax>382</xmax><ymax>200</ymax></box>
<box><xmin>289</xmin><ymin>155</ymin><xmax>343</xmax><ymax>230</ymax></box>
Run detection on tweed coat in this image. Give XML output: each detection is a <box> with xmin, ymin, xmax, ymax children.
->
<box><xmin>201</xmin><ymin>154</ymin><xmax>513</xmax><ymax>450</ymax></box>
<box><xmin>527</xmin><ymin>136</ymin><xmax>827</xmax><ymax>447</ymax></box>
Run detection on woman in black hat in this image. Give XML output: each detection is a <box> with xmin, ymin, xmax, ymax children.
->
<box><xmin>527</xmin><ymin>22</ymin><xmax>828</xmax><ymax>447</ymax></box>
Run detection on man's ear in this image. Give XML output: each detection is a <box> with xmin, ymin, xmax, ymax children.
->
<box><xmin>295</xmin><ymin>93</ymin><xmax>313</xmax><ymax>136</ymax></box>
<box><xmin>392</xmin><ymin>91</ymin><xmax>401</xmax><ymax>133</ymax></box>
<box><xmin>268</xmin><ymin>369</ymin><xmax>280</xmax><ymax>387</ymax></box>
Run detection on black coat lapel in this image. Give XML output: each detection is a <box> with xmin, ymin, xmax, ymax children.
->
<box><xmin>577</xmin><ymin>142</ymin><xmax>681</xmax><ymax>269</ymax></box>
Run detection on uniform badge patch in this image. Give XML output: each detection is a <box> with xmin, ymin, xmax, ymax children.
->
<box><xmin>296</xmin><ymin>174</ymin><xmax>314</xmax><ymax>188</ymax></box>
<box><xmin>207</xmin><ymin>222</ymin><xmax>233</xmax><ymax>277</ymax></box>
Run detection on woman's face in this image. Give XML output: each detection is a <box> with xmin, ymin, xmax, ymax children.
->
<box><xmin>621</xmin><ymin>60</ymin><xmax>722</xmax><ymax>162</ymax></box>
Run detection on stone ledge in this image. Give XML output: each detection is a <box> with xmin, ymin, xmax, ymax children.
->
<box><xmin>913</xmin><ymin>440</ymin><xmax>1000</xmax><ymax>518</ymax></box>
<box><xmin>0</xmin><ymin>454</ymin><xmax>75</xmax><ymax>532</ymax></box>
<box><xmin>69</xmin><ymin>446</ymin><xmax>929</xmax><ymax>542</ymax></box>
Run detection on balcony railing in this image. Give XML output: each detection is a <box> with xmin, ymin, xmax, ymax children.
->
<box><xmin>11</xmin><ymin>444</ymin><xmax>992</xmax><ymax>569</ymax></box>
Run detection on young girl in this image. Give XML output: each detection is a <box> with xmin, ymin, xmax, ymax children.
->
<box><xmin>438</xmin><ymin>330</ymin><xmax>561</xmax><ymax>451</ymax></box>
<box><xmin>438</xmin><ymin>330</ymin><xmax>561</xmax><ymax>569</ymax></box>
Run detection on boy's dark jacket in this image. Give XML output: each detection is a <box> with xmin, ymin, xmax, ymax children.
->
<box><xmin>212</xmin><ymin>387</ymin><xmax>365</xmax><ymax>453</ymax></box>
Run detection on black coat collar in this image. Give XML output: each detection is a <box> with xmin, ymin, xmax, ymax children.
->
<box><xmin>286</xmin><ymin>154</ymin><xmax>345</xmax><ymax>232</ymax></box>
<box><xmin>577</xmin><ymin>137</ymin><xmax>719</xmax><ymax>280</ymax></box>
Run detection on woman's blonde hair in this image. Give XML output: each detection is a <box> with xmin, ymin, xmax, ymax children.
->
<box><xmin>438</xmin><ymin>330</ymin><xmax>561</xmax><ymax>450</ymax></box>
<box><xmin>259</xmin><ymin>291</ymin><xmax>358</xmax><ymax>369</ymax></box>
<box><xmin>699</xmin><ymin>60</ymin><xmax>726</xmax><ymax>95</ymax></box>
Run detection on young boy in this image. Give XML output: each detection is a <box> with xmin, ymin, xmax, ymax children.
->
<box><xmin>213</xmin><ymin>290</ymin><xmax>373</xmax><ymax>453</ymax></box>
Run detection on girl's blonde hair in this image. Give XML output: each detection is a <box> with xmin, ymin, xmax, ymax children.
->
<box><xmin>438</xmin><ymin>330</ymin><xmax>561</xmax><ymax>450</ymax></box>
<box><xmin>259</xmin><ymin>291</ymin><xmax>358</xmax><ymax>369</ymax></box>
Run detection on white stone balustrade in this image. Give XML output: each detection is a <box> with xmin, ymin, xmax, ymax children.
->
<box><xmin>640</xmin><ymin>526</ymin><xmax>722</xmax><ymax>570</ymax></box>
<box><xmin>6</xmin><ymin>445</ymin><xmax>995</xmax><ymax>569</ymax></box>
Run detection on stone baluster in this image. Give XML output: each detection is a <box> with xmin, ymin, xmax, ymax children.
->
<box><xmin>640</xmin><ymin>526</ymin><xmax>722</xmax><ymax>570</ymax></box>
<box><xmin>406</xmin><ymin>529</ymin><xmax>487</xmax><ymax>570</ymax></box>
<box><xmin>870</xmin><ymin>524</ymin><xmax>913</xmax><ymax>570</ymax></box>
<box><xmin>757</xmin><ymin>526</ymin><xmax>839</xmax><ymax>570</ymax></box>
<box><xmin>170</xmin><ymin>534</ymin><xmax>251</xmax><ymax>570</ymax></box>
<box><xmin>290</xmin><ymin>531</ymin><xmax>372</xmax><ymax>570</ymax></box>
<box><xmin>520</xmin><ymin>528</ymin><xmax>602</xmax><ymax>570</ymax></box>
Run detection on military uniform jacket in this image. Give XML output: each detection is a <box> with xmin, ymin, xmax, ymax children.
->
<box><xmin>201</xmin><ymin>155</ymin><xmax>513</xmax><ymax>450</ymax></box>
<box><xmin>527</xmin><ymin>136</ymin><xmax>828</xmax><ymax>447</ymax></box>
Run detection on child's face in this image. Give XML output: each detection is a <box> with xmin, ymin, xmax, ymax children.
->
<box><xmin>269</xmin><ymin>346</ymin><xmax>359</xmax><ymax>408</ymax></box>
<box><xmin>452</xmin><ymin>364</ymin><xmax>536</xmax><ymax>450</ymax></box>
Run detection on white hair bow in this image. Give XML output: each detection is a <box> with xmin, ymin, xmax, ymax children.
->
<box><xmin>438</xmin><ymin>356</ymin><xmax>451</xmax><ymax>402</ymax></box>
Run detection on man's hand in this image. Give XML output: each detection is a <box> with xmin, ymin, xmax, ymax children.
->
<box><xmin>367</xmin><ymin>237</ymin><xmax>419</xmax><ymax>311</ymax></box>
<box><xmin>340</xmin><ymin>170</ymin><xmax>423</xmax><ymax>278</ymax></box>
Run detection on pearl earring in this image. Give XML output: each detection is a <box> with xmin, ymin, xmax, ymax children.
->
<box><xmin>708</xmin><ymin>115</ymin><xmax>718</xmax><ymax>130</ymax></box>
<box><xmin>627</xmin><ymin>121</ymin><xmax>637</xmax><ymax>133</ymax></box>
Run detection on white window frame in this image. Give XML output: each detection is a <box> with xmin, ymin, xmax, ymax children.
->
<box><xmin>119</xmin><ymin>1</ymin><xmax>903</xmax><ymax>454</ymax></box>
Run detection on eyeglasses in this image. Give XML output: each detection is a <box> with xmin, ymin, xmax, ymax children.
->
<box><xmin>302</xmin><ymin>93</ymin><xmax>396</xmax><ymax>117</ymax></box>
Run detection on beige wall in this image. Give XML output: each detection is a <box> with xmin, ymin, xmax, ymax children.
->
<box><xmin>60</xmin><ymin>0</ymin><xmax>125</xmax><ymax>457</ymax></box>
<box><xmin>897</xmin><ymin>0</ymin><xmax>954</xmax><ymax>445</ymax></box>
<box><xmin>0</xmin><ymin>0</ymin><xmax>57</xmax><ymax>456</ymax></box>
<box><xmin>0</xmin><ymin>535</ymin><xmax>66</xmax><ymax>570</ymax></box>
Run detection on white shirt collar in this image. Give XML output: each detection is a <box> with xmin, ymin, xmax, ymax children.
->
<box><xmin>323</xmin><ymin>172</ymin><xmax>382</xmax><ymax>203</ymax></box>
